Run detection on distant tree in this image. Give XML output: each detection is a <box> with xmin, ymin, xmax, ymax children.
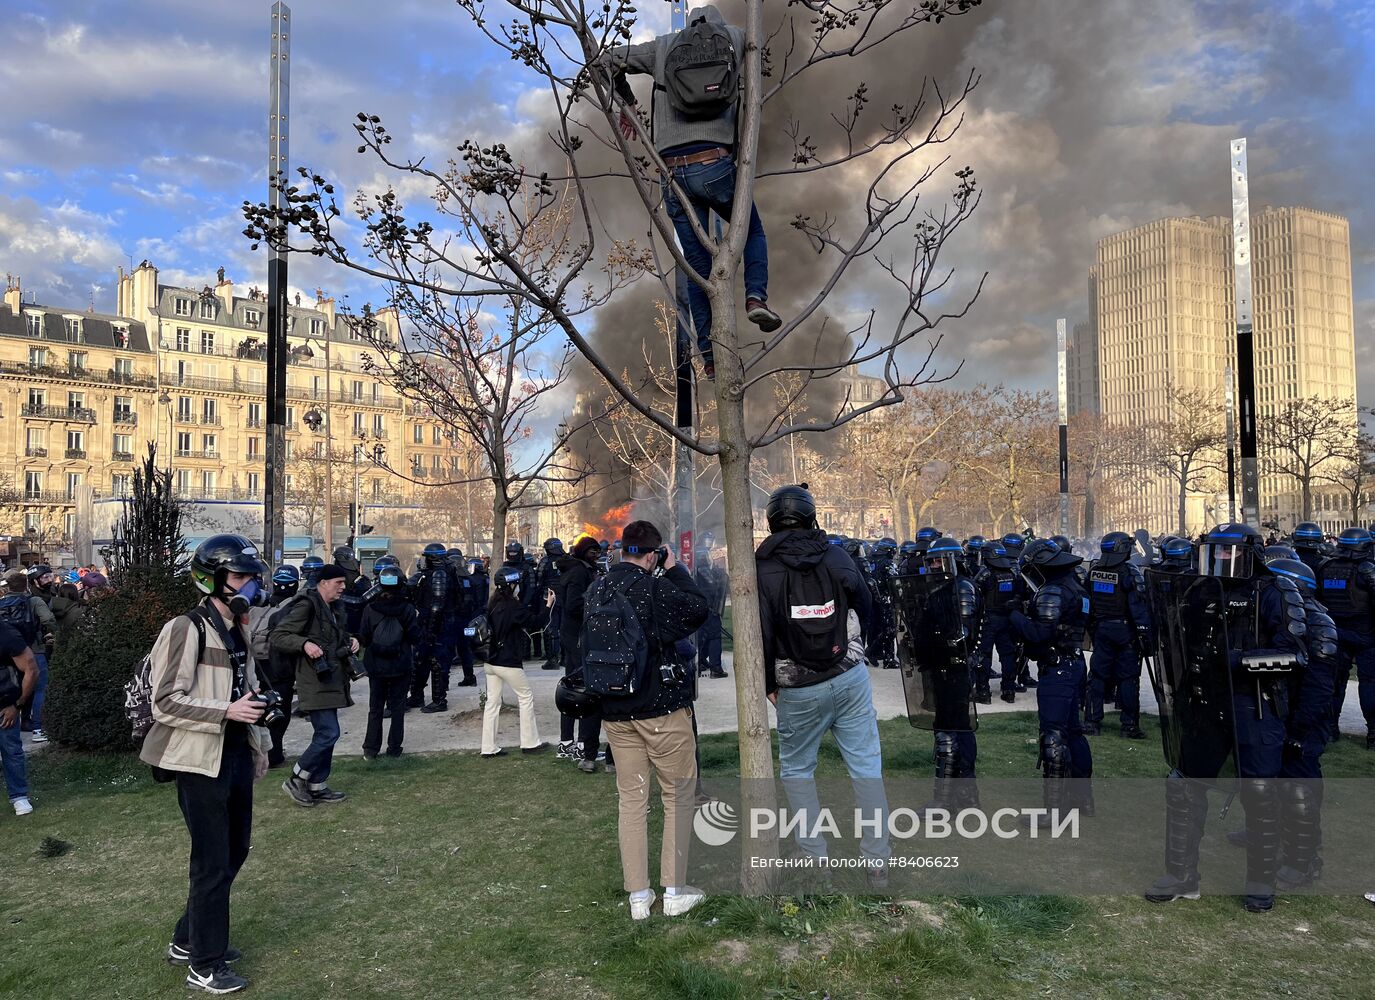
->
<box><xmin>1318</xmin><ymin>427</ymin><xmax>1375</xmax><ymax>526</ymax></box>
<box><xmin>1146</xmin><ymin>384</ymin><xmax>1225</xmax><ymax>536</ymax></box>
<box><xmin>111</xmin><ymin>443</ymin><xmax>187</xmax><ymax>582</ymax></box>
<box><xmin>1259</xmin><ymin>395</ymin><xmax>1356</xmax><ymax>522</ymax></box>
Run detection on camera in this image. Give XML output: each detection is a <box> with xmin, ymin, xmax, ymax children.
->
<box><xmin>310</xmin><ymin>655</ymin><xmax>329</xmax><ymax>676</ymax></box>
<box><xmin>249</xmin><ymin>689</ymin><xmax>285</xmax><ymax>727</ymax></box>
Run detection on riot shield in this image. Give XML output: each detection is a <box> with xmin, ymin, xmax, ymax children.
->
<box><xmin>892</xmin><ymin>573</ymin><xmax>977</xmax><ymax>732</ymax></box>
<box><xmin>1132</xmin><ymin>528</ymin><xmax>1155</xmax><ymax>567</ymax></box>
<box><xmin>1142</xmin><ymin>569</ymin><xmax>1238</xmax><ymax>783</ymax></box>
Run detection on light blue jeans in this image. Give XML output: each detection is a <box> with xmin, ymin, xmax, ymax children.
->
<box><xmin>775</xmin><ymin>665</ymin><xmax>889</xmax><ymax>862</ymax></box>
<box><xmin>0</xmin><ymin>722</ymin><xmax>28</xmax><ymax>801</ymax></box>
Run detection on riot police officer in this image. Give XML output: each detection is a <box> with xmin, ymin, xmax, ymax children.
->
<box><xmin>1010</xmin><ymin>539</ymin><xmax>1092</xmax><ymax>822</ymax></box>
<box><xmin>867</xmin><ymin>539</ymin><xmax>899</xmax><ymax>670</ymax></box>
<box><xmin>466</xmin><ymin>556</ymin><xmax>490</xmax><ymax>608</ymax></box>
<box><xmin>964</xmin><ymin>535</ymin><xmax>987</xmax><ymax>575</ymax></box>
<box><xmin>1291</xmin><ymin>522</ymin><xmax>1327</xmax><ymax>578</ymax></box>
<box><xmin>1316</xmin><ymin>527</ymin><xmax>1375</xmax><ymax>749</ymax></box>
<box><xmin>1085</xmin><ymin>531</ymin><xmax>1154</xmax><ymax>740</ymax></box>
<box><xmin>972</xmin><ymin>544</ymin><xmax>1027</xmax><ymax>704</ymax></box>
<box><xmin>1156</xmin><ymin>535</ymin><xmax>1194</xmax><ymax>574</ymax></box>
<box><xmin>300</xmin><ymin>555</ymin><xmax>325</xmax><ymax>590</ymax></box>
<box><xmin>1145</xmin><ymin>523</ymin><xmax>1306</xmax><ymax>912</ymax></box>
<box><xmin>534</xmin><ymin>539</ymin><xmax>565</xmax><ymax>670</ymax></box>
<box><xmin>447</xmin><ymin>548</ymin><xmax>480</xmax><ymax>688</ymax></box>
<box><xmin>333</xmin><ymin>545</ymin><xmax>369</xmax><ymax>635</ymax></box>
<box><xmin>410</xmin><ymin>542</ymin><xmax>459</xmax><ymax>712</ymax></box>
<box><xmin>694</xmin><ymin>547</ymin><xmax>728</xmax><ymax>678</ymax></box>
<box><xmin>1265</xmin><ymin>557</ymin><xmax>1338</xmax><ymax>888</ymax></box>
<box><xmin>999</xmin><ymin>532</ymin><xmax>1035</xmax><ymax>690</ymax></box>
<box><xmin>895</xmin><ymin>541</ymin><xmax>920</xmax><ymax>576</ymax></box>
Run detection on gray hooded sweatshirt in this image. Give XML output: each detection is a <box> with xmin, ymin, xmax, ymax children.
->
<box><xmin>598</xmin><ymin>4</ymin><xmax>744</xmax><ymax>154</ymax></box>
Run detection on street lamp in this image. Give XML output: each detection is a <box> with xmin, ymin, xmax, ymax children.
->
<box><xmin>157</xmin><ymin>390</ymin><xmax>173</xmax><ymax>472</ymax></box>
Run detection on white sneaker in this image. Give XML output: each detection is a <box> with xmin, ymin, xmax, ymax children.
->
<box><xmin>30</xmin><ymin>729</ymin><xmax>48</xmax><ymax>744</ymax></box>
<box><xmin>556</xmin><ymin>741</ymin><xmax>579</xmax><ymax>761</ymax></box>
<box><xmin>629</xmin><ymin>890</ymin><xmax>657</xmax><ymax>921</ymax></box>
<box><xmin>663</xmin><ymin>886</ymin><xmax>705</xmax><ymax>917</ymax></box>
<box><xmin>12</xmin><ymin>797</ymin><xmax>33</xmax><ymax>816</ymax></box>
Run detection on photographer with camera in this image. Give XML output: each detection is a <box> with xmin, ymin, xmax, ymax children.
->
<box><xmin>271</xmin><ymin>564</ymin><xmax>361</xmax><ymax>808</ymax></box>
<box><xmin>586</xmin><ymin>520</ymin><xmax>709</xmax><ymax>920</ymax></box>
<box><xmin>138</xmin><ymin>534</ymin><xmax>272</xmax><ymax>994</ymax></box>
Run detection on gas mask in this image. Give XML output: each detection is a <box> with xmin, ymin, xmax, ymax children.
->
<box><xmin>226</xmin><ymin>577</ymin><xmax>265</xmax><ymax>615</ymax></box>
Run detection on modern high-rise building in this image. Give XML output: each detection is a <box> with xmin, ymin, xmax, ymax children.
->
<box><xmin>1066</xmin><ymin>270</ymin><xmax>1100</xmax><ymax>416</ymax></box>
<box><xmin>1</xmin><ymin>261</ymin><xmax>475</xmax><ymax>567</ymax></box>
<box><xmin>1092</xmin><ymin>207</ymin><xmax>1356</xmax><ymax>535</ymax></box>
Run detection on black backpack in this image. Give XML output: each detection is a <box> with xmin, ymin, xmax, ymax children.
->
<box><xmin>370</xmin><ymin>611</ymin><xmax>407</xmax><ymax>659</ymax></box>
<box><xmin>0</xmin><ymin>594</ymin><xmax>39</xmax><ymax>647</ymax></box>
<box><xmin>580</xmin><ymin>575</ymin><xmax>651</xmax><ymax>696</ymax></box>
<box><xmin>778</xmin><ymin>559</ymin><xmax>849</xmax><ymax>671</ymax></box>
<box><xmin>463</xmin><ymin>613</ymin><xmax>491</xmax><ymax>662</ymax></box>
<box><xmin>662</xmin><ymin>15</ymin><xmax>738</xmax><ymax>118</ymax></box>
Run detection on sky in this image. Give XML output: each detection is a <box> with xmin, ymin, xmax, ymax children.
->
<box><xmin>2</xmin><ymin>0</ymin><xmax>1373</xmax><ymax>405</ymax></box>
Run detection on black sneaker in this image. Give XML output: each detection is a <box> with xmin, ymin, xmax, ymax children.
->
<box><xmin>481</xmin><ymin>748</ymin><xmax>508</xmax><ymax>759</ymax></box>
<box><xmin>421</xmin><ymin>701</ymin><xmax>449</xmax><ymax>714</ymax></box>
<box><xmin>186</xmin><ymin>962</ymin><xmax>249</xmax><ymax>994</ymax></box>
<box><xmin>457</xmin><ymin>677</ymin><xmax>478</xmax><ymax>687</ymax></box>
<box><xmin>1014</xmin><ymin>681</ymin><xmax>1028</xmax><ymax>693</ymax></box>
<box><xmin>386</xmin><ymin>747</ymin><xmax>403</xmax><ymax>758</ymax></box>
<box><xmin>1022</xmin><ymin>675</ymin><xmax>1039</xmax><ymax>689</ymax></box>
<box><xmin>1243</xmin><ymin>893</ymin><xmax>1275</xmax><ymax>913</ymax></box>
<box><xmin>1000</xmin><ymin>691</ymin><xmax>1016</xmax><ymax>704</ymax></box>
<box><xmin>362</xmin><ymin>751</ymin><xmax>378</xmax><ymax>761</ymax></box>
<box><xmin>541</xmin><ymin>659</ymin><xmax>560</xmax><ymax>671</ymax></box>
<box><xmin>708</xmin><ymin>670</ymin><xmax>727</xmax><ymax>678</ymax></box>
<box><xmin>266</xmin><ymin>751</ymin><xmax>286</xmax><ymax>770</ymax></box>
<box><xmin>1121</xmin><ymin>725</ymin><xmax>1147</xmax><ymax>740</ymax></box>
<box><xmin>310</xmin><ymin>786</ymin><xmax>346</xmax><ymax>804</ymax></box>
<box><xmin>1144</xmin><ymin>873</ymin><xmax>1200</xmax><ymax>903</ymax></box>
<box><xmin>522</xmin><ymin>741</ymin><xmax>551</xmax><ymax>755</ymax></box>
<box><xmin>282</xmin><ymin>775</ymin><xmax>316</xmax><ymax>808</ymax></box>
<box><xmin>406</xmin><ymin>695</ymin><xmax>425</xmax><ymax>709</ymax></box>
<box><xmin>168</xmin><ymin>943</ymin><xmax>241</xmax><ymax>966</ymax></box>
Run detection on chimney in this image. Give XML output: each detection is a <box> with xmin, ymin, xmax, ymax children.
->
<box><xmin>3</xmin><ymin>274</ymin><xmax>19</xmax><ymax>314</ymax></box>
<box><xmin>216</xmin><ymin>271</ymin><xmax>234</xmax><ymax>314</ymax></box>
<box><xmin>319</xmin><ymin>296</ymin><xmax>337</xmax><ymax>329</ymax></box>
<box><xmin>374</xmin><ymin>306</ymin><xmax>401</xmax><ymax>344</ymax></box>
<box><xmin>131</xmin><ymin>259</ymin><xmax>159</xmax><ymax>328</ymax></box>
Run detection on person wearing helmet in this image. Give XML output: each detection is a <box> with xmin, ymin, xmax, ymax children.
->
<box><xmin>533</xmin><ymin>539</ymin><xmax>565</xmax><ymax>671</ymax></box>
<box><xmin>246</xmin><ymin>565</ymin><xmax>304</xmax><ymax>769</ymax></box>
<box><xmin>331</xmin><ymin>545</ymin><xmax>370</xmax><ymax>636</ymax></box>
<box><xmin>1009</xmin><ymin>538</ymin><xmax>1093</xmax><ymax>823</ymax></box>
<box><xmin>694</xmin><ymin>547</ymin><xmax>728</xmax><ymax>679</ymax></box>
<box><xmin>300</xmin><ymin>555</ymin><xmax>325</xmax><ymax>590</ymax></box>
<box><xmin>500</xmin><ymin>541</ymin><xmax>535</xmax><ymax>662</ymax></box>
<box><xmin>1290</xmin><ymin>522</ymin><xmax>1327</xmax><ymax>578</ymax></box>
<box><xmin>1264</xmin><ymin>557</ymin><xmax>1339</xmax><ymax>889</ymax></box>
<box><xmin>271</xmin><ymin>563</ymin><xmax>362</xmax><ymax>808</ymax></box>
<box><xmin>964</xmin><ymin>535</ymin><xmax>987</xmax><ymax>575</ymax></box>
<box><xmin>866</xmin><ymin>538</ymin><xmax>899</xmax><ymax>670</ymax></box>
<box><xmin>1315</xmin><ymin>527</ymin><xmax>1375</xmax><ymax>748</ymax></box>
<box><xmin>467</xmin><ymin>555</ymin><xmax>490</xmax><ymax>609</ymax></box>
<box><xmin>1156</xmin><ymin>536</ymin><xmax>1194</xmax><ymax>574</ymax></box>
<box><xmin>139</xmin><ymin>534</ymin><xmax>270</xmax><ymax>994</ymax></box>
<box><xmin>756</xmin><ymin>486</ymin><xmax>887</xmax><ymax>881</ymax></box>
<box><xmin>410</xmin><ymin>543</ymin><xmax>461</xmax><ymax>713</ymax></box>
<box><xmin>895</xmin><ymin>540</ymin><xmax>920</xmax><ymax>576</ymax></box>
<box><xmin>972</xmin><ymin>545</ymin><xmax>1028</xmax><ymax>705</ymax></box>
<box><xmin>551</xmin><ymin>535</ymin><xmax>611</xmax><ymax>769</ymax></box>
<box><xmin>442</xmin><ymin>548</ymin><xmax>480</xmax><ymax>690</ymax></box>
<box><xmin>358</xmin><ymin>563</ymin><xmax>421</xmax><ymax>760</ymax></box>
<box><xmin>481</xmin><ymin>567</ymin><xmax>551</xmax><ymax>758</ymax></box>
<box><xmin>1085</xmin><ymin>532</ymin><xmax>1154</xmax><ymax>740</ymax></box>
<box><xmin>25</xmin><ymin>564</ymin><xmax>56</xmax><ymax>605</ymax></box>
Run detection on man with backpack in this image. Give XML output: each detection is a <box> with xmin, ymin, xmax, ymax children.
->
<box><xmin>1</xmin><ymin>569</ymin><xmax>56</xmax><ymax>744</ymax></box>
<box><xmin>755</xmin><ymin>485</ymin><xmax>889</xmax><ymax>883</ymax></box>
<box><xmin>138</xmin><ymin>534</ymin><xmax>271</xmax><ymax>995</ymax></box>
<box><xmin>358</xmin><ymin>564</ymin><xmax>419</xmax><ymax>759</ymax></box>
<box><xmin>599</xmin><ymin>4</ymin><xmax>782</xmax><ymax>380</ymax></box>
<box><xmin>584</xmin><ymin>520</ymin><xmax>709</xmax><ymax>920</ymax></box>
<box><xmin>0</xmin><ymin>619</ymin><xmax>39</xmax><ymax>817</ymax></box>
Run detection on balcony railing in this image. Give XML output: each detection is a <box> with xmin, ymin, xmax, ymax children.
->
<box><xmin>246</xmin><ymin>418</ymin><xmax>263</xmax><ymax>428</ymax></box>
<box><xmin>24</xmin><ymin>447</ymin><xmax>48</xmax><ymax>458</ymax></box>
<box><xmin>65</xmin><ymin>448</ymin><xmax>87</xmax><ymax>460</ymax></box>
<box><xmin>162</xmin><ymin>372</ymin><xmax>267</xmax><ymax>394</ymax></box>
<box><xmin>174</xmin><ymin>450</ymin><xmax>220</xmax><ymax>460</ymax></box>
<box><xmin>0</xmin><ymin>360</ymin><xmax>155</xmax><ymax>388</ymax></box>
<box><xmin>113</xmin><ymin>411</ymin><xmax>138</xmax><ymax>425</ymax></box>
<box><xmin>111</xmin><ymin>451</ymin><xmax>134</xmax><ymax>463</ymax></box>
<box><xmin>173</xmin><ymin>414</ymin><xmax>222</xmax><ymax>427</ymax></box>
<box><xmin>173</xmin><ymin>486</ymin><xmax>258</xmax><ymax>502</ymax></box>
<box><xmin>24</xmin><ymin>490</ymin><xmax>74</xmax><ymax>504</ymax></box>
<box><xmin>21</xmin><ymin>404</ymin><xmax>96</xmax><ymax>422</ymax></box>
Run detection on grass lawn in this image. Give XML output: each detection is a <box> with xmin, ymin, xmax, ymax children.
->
<box><xmin>3</xmin><ymin>714</ymin><xmax>1373</xmax><ymax>999</ymax></box>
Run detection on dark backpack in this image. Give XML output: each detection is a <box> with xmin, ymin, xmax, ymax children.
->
<box><xmin>0</xmin><ymin>594</ymin><xmax>39</xmax><ymax>647</ymax></box>
<box><xmin>580</xmin><ymin>575</ymin><xmax>651</xmax><ymax>696</ymax></box>
<box><xmin>463</xmin><ymin>613</ymin><xmax>491</xmax><ymax>662</ymax></box>
<box><xmin>124</xmin><ymin>610</ymin><xmax>208</xmax><ymax>746</ymax></box>
<box><xmin>778</xmin><ymin>559</ymin><xmax>849</xmax><ymax>672</ymax></box>
<box><xmin>370</xmin><ymin>611</ymin><xmax>407</xmax><ymax>658</ymax></box>
<box><xmin>662</xmin><ymin>15</ymin><xmax>738</xmax><ymax>118</ymax></box>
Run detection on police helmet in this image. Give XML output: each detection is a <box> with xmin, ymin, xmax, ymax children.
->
<box><xmin>1001</xmin><ymin>532</ymin><xmax>1026</xmax><ymax>552</ymax></box>
<box><xmin>1098</xmin><ymin>531</ymin><xmax>1133</xmax><ymax>566</ymax></box>
<box><xmin>966</xmin><ymin>535</ymin><xmax>986</xmax><ymax>552</ymax></box>
<box><xmin>27</xmin><ymin>564</ymin><xmax>53</xmax><ymax>585</ymax></box>
<box><xmin>377</xmin><ymin>565</ymin><xmax>405</xmax><ymax>589</ymax></box>
<box><xmin>766</xmin><ymin>484</ymin><xmax>818</xmax><ymax>532</ymax></box>
<box><xmin>1050</xmin><ymin>535</ymin><xmax>1072</xmax><ymax>553</ymax></box>
<box><xmin>826</xmin><ymin>533</ymin><xmax>845</xmax><ymax>546</ymax></box>
<box><xmin>916</xmin><ymin>526</ymin><xmax>940</xmax><ymax>541</ymax></box>
<box><xmin>495</xmin><ymin>567</ymin><xmax>523</xmax><ymax>593</ymax></box>
<box><xmin>982</xmin><ymin>544</ymin><xmax>1014</xmax><ymax>570</ymax></box>
<box><xmin>922</xmin><ymin>536</ymin><xmax>963</xmax><ymax>576</ymax></box>
<box><xmin>899</xmin><ymin>540</ymin><xmax>918</xmax><ymax>556</ymax></box>
<box><xmin>1158</xmin><ymin>536</ymin><xmax>1193</xmax><ymax>567</ymax></box>
<box><xmin>466</xmin><ymin>557</ymin><xmax>486</xmax><ymax>576</ymax></box>
<box><xmin>543</xmin><ymin>537</ymin><xmax>564</xmax><ymax>556</ymax></box>
<box><xmin>1267</xmin><ymin>557</ymin><xmax>1316</xmax><ymax>593</ymax></box>
<box><xmin>1263</xmin><ymin>544</ymin><xmax>1298</xmax><ymax>564</ymax></box>
<box><xmin>1019</xmin><ymin>537</ymin><xmax>1081</xmax><ymax>584</ymax></box>
<box><xmin>333</xmin><ymin>544</ymin><xmax>357</xmax><ymax>567</ymax></box>
<box><xmin>271</xmin><ymin>563</ymin><xmax>300</xmax><ymax>587</ymax></box>
<box><xmin>190</xmin><ymin>534</ymin><xmax>267</xmax><ymax>597</ymax></box>
<box><xmin>505</xmin><ymin>540</ymin><xmax>525</xmax><ymax>562</ymax></box>
<box><xmin>1198</xmin><ymin>523</ymin><xmax>1264</xmax><ymax>579</ymax></box>
<box><xmin>422</xmin><ymin>542</ymin><xmax>447</xmax><ymax>568</ymax></box>
<box><xmin>1336</xmin><ymin>526</ymin><xmax>1373</xmax><ymax>559</ymax></box>
<box><xmin>374</xmin><ymin>554</ymin><xmax>400</xmax><ymax>572</ymax></box>
<box><xmin>1292</xmin><ymin>522</ymin><xmax>1324</xmax><ymax>548</ymax></box>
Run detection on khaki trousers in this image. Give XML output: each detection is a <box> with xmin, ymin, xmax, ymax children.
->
<box><xmin>603</xmin><ymin>707</ymin><xmax>698</xmax><ymax>893</ymax></box>
<box><xmin>481</xmin><ymin>664</ymin><xmax>541</xmax><ymax>754</ymax></box>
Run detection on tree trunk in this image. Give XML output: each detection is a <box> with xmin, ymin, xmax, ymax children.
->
<box><xmin>1301</xmin><ymin>476</ymin><xmax>1312</xmax><ymax>522</ymax></box>
<box><xmin>905</xmin><ymin>496</ymin><xmax>917</xmax><ymax>541</ymax></box>
<box><xmin>492</xmin><ymin>490</ymin><xmax>509</xmax><ymax>559</ymax></box>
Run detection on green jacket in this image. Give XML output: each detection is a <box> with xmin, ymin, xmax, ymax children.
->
<box><xmin>269</xmin><ymin>590</ymin><xmax>356</xmax><ymax>711</ymax></box>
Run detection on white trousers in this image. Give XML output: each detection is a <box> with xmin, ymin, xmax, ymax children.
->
<box><xmin>481</xmin><ymin>664</ymin><xmax>541</xmax><ymax>754</ymax></box>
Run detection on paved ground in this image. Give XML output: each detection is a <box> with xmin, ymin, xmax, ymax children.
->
<box><xmin>267</xmin><ymin>651</ymin><xmax>1371</xmax><ymax>758</ymax></box>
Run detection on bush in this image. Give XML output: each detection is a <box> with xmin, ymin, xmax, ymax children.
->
<box><xmin>44</xmin><ymin>567</ymin><xmax>198</xmax><ymax>751</ymax></box>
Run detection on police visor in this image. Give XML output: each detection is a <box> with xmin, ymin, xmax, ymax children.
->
<box><xmin>1199</xmin><ymin>542</ymin><xmax>1254</xmax><ymax>579</ymax></box>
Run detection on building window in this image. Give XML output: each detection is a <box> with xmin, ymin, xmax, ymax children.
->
<box><xmin>353</xmin><ymin>412</ymin><xmax>365</xmax><ymax>435</ymax></box>
<box><xmin>413</xmin><ymin>424</ymin><xmax>424</xmax><ymax>444</ymax></box>
<box><xmin>432</xmin><ymin>454</ymin><xmax>441</xmax><ymax>471</ymax></box>
<box><xmin>202</xmin><ymin>471</ymin><xmax>216</xmax><ymax>493</ymax></box>
<box><xmin>202</xmin><ymin>434</ymin><xmax>217</xmax><ymax>456</ymax></box>
<box><xmin>176</xmin><ymin>327</ymin><xmax>191</xmax><ymax>351</ymax></box>
<box><xmin>247</xmin><ymin>402</ymin><xmax>262</xmax><ymax>427</ymax></box>
<box><xmin>176</xmin><ymin>432</ymin><xmax>192</xmax><ymax>455</ymax></box>
<box><xmin>314</xmin><ymin>441</ymin><xmax>325</xmax><ymax>458</ymax></box>
<box><xmin>25</xmin><ymin>472</ymin><xmax>43</xmax><ymax>499</ymax></box>
<box><xmin>66</xmin><ymin>472</ymin><xmax>82</xmax><ymax>499</ymax></box>
<box><xmin>25</xmin><ymin>428</ymin><xmax>46</xmax><ymax>453</ymax></box>
<box><xmin>111</xmin><ymin>474</ymin><xmax>132</xmax><ymax>496</ymax></box>
<box><xmin>64</xmin><ymin>512</ymin><xmax>78</xmax><ymax>538</ymax></box>
<box><xmin>284</xmin><ymin>473</ymin><xmax>295</xmax><ymax>491</ymax></box>
<box><xmin>175</xmin><ymin>359</ymin><xmax>192</xmax><ymax>385</ymax></box>
<box><xmin>202</xmin><ymin>399</ymin><xmax>218</xmax><ymax>424</ymax></box>
<box><xmin>245</xmin><ymin>309</ymin><xmax>262</xmax><ymax>328</ymax></box>
<box><xmin>352</xmin><ymin>379</ymin><xmax>363</xmax><ymax>401</ymax></box>
<box><xmin>28</xmin><ymin>388</ymin><xmax>44</xmax><ymax>408</ymax></box>
<box><xmin>66</xmin><ymin>430</ymin><xmax>84</xmax><ymax>452</ymax></box>
<box><xmin>310</xmin><ymin>318</ymin><xmax>325</xmax><ymax>337</ymax></box>
<box><xmin>28</xmin><ymin>346</ymin><xmax>46</xmax><ymax>368</ymax></box>
<box><xmin>68</xmin><ymin>350</ymin><xmax>87</xmax><ymax>373</ymax></box>
<box><xmin>285</xmin><ymin>439</ymin><xmax>295</xmax><ymax>460</ymax></box>
<box><xmin>175</xmin><ymin>298</ymin><xmax>192</xmax><ymax>317</ymax></box>
<box><xmin>113</xmin><ymin>325</ymin><xmax>129</xmax><ymax>349</ymax></box>
<box><xmin>113</xmin><ymin>357</ymin><xmax>133</xmax><ymax>380</ymax></box>
<box><xmin>25</xmin><ymin>312</ymin><xmax>42</xmax><ymax>337</ymax></box>
<box><xmin>247</xmin><ymin>472</ymin><xmax>260</xmax><ymax>496</ymax></box>
<box><xmin>177</xmin><ymin>396</ymin><xmax>193</xmax><ymax>421</ymax></box>
<box><xmin>199</xmin><ymin>298</ymin><xmax>214</xmax><ymax>319</ymax></box>
<box><xmin>64</xmin><ymin>317</ymin><xmax>81</xmax><ymax>341</ymax></box>
<box><xmin>200</xmin><ymin>330</ymin><xmax>215</xmax><ymax>354</ymax></box>
<box><xmin>67</xmin><ymin>391</ymin><xmax>85</xmax><ymax>410</ymax></box>
<box><xmin>176</xmin><ymin>470</ymin><xmax>192</xmax><ymax>494</ymax></box>
<box><xmin>247</xmin><ymin>436</ymin><xmax>261</xmax><ymax>458</ymax></box>
<box><xmin>373</xmin><ymin>413</ymin><xmax>384</xmax><ymax>436</ymax></box>
<box><xmin>433</xmin><ymin>426</ymin><xmax>442</xmax><ymax>445</ymax></box>
<box><xmin>113</xmin><ymin>433</ymin><xmax>132</xmax><ymax>456</ymax></box>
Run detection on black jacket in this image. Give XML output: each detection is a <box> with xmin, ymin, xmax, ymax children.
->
<box><xmin>552</xmin><ymin>555</ymin><xmax>597</xmax><ymax>669</ymax></box>
<box><xmin>358</xmin><ymin>592</ymin><xmax>420</xmax><ymax>679</ymax></box>
<box><xmin>597</xmin><ymin>562</ymin><xmax>709</xmax><ymax>722</ymax></box>
<box><xmin>755</xmin><ymin>528</ymin><xmax>873</xmax><ymax>694</ymax></box>
<box><xmin>487</xmin><ymin>596</ymin><xmax>548</xmax><ymax>668</ymax></box>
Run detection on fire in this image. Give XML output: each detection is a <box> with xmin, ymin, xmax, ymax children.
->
<box><xmin>581</xmin><ymin>502</ymin><xmax>635</xmax><ymax>541</ymax></box>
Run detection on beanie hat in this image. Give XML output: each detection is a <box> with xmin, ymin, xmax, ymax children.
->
<box><xmin>318</xmin><ymin>564</ymin><xmax>348</xmax><ymax>582</ymax></box>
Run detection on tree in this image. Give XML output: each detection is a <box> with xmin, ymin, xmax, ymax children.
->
<box><xmin>1145</xmin><ymin>384</ymin><xmax>1225</xmax><ymax>536</ymax></box>
<box><xmin>110</xmin><ymin>443</ymin><xmax>187</xmax><ymax>582</ymax></box>
<box><xmin>965</xmin><ymin>389</ymin><xmax>1056</xmax><ymax>537</ymax></box>
<box><xmin>1259</xmin><ymin>395</ymin><xmax>1356</xmax><ymax>523</ymax></box>
<box><xmin>244</xmin><ymin>0</ymin><xmax>986</xmax><ymax>851</ymax></box>
<box><xmin>1318</xmin><ymin>427</ymin><xmax>1375</xmax><ymax>526</ymax></box>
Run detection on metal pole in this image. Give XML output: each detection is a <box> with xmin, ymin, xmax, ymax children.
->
<box><xmin>353</xmin><ymin>442</ymin><xmax>361</xmax><ymax>543</ymax></box>
<box><xmin>265</xmin><ymin>1</ymin><xmax>291</xmax><ymax>563</ymax></box>
<box><xmin>322</xmin><ymin>332</ymin><xmax>333</xmax><ymax>550</ymax></box>
<box><xmin>1057</xmin><ymin>318</ymin><xmax>1069</xmax><ymax>536</ymax></box>
<box><xmin>1230</xmin><ymin>138</ymin><xmax>1259</xmax><ymax>526</ymax></box>
<box><xmin>1224</xmin><ymin>364</ymin><xmax>1237</xmax><ymax>522</ymax></box>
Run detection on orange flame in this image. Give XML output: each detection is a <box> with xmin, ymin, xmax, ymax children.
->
<box><xmin>581</xmin><ymin>502</ymin><xmax>635</xmax><ymax>541</ymax></box>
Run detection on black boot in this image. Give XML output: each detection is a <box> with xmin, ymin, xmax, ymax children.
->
<box><xmin>1240</xmin><ymin>777</ymin><xmax>1282</xmax><ymax>912</ymax></box>
<box><xmin>1145</xmin><ymin>771</ymin><xmax>1206</xmax><ymax>902</ymax></box>
<box><xmin>1026</xmin><ymin>732</ymin><xmax>1070</xmax><ymax>830</ymax></box>
<box><xmin>921</xmin><ymin>732</ymin><xmax>959</xmax><ymax>814</ymax></box>
<box><xmin>974</xmin><ymin>683</ymin><xmax>992</xmax><ymax>705</ymax></box>
<box><xmin>1277</xmin><ymin>778</ymin><xmax>1323</xmax><ymax>889</ymax></box>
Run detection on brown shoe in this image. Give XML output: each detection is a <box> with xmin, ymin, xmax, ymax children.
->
<box><xmin>746</xmin><ymin>298</ymin><xmax>782</xmax><ymax>333</ymax></box>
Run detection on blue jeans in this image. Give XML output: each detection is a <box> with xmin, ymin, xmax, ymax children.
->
<box><xmin>296</xmin><ymin>709</ymin><xmax>341</xmax><ymax>784</ymax></box>
<box><xmin>22</xmin><ymin>651</ymin><xmax>47</xmax><ymax>731</ymax></box>
<box><xmin>662</xmin><ymin>154</ymin><xmax>769</xmax><ymax>361</ymax></box>
<box><xmin>775</xmin><ymin>666</ymin><xmax>889</xmax><ymax>862</ymax></box>
<box><xmin>0</xmin><ymin>722</ymin><xmax>28</xmax><ymax>801</ymax></box>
